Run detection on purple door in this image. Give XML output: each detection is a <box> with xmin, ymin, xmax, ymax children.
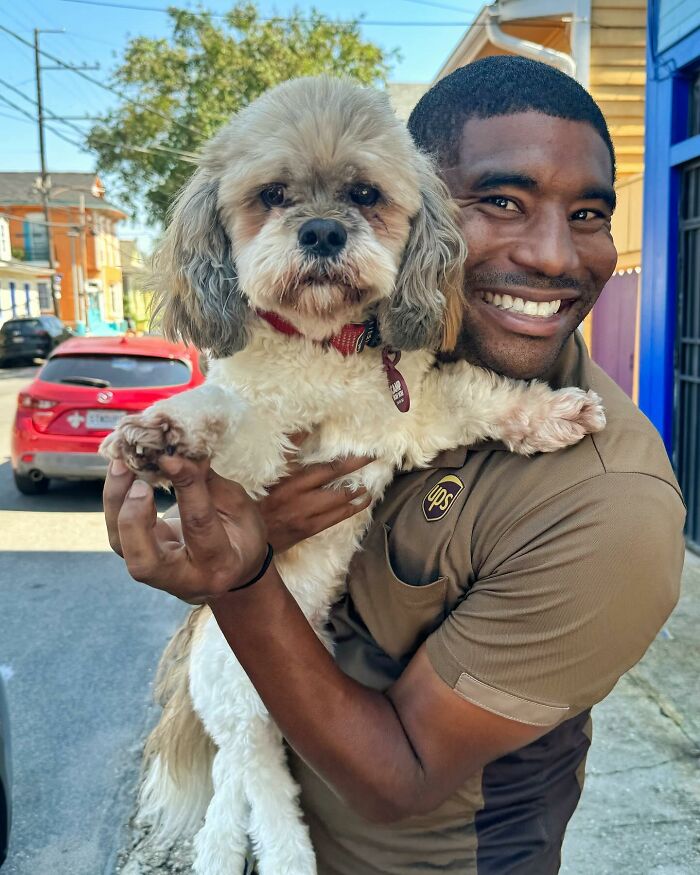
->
<box><xmin>591</xmin><ymin>272</ymin><xmax>639</xmax><ymax>397</ymax></box>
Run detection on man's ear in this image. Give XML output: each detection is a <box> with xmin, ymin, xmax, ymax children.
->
<box><xmin>150</xmin><ymin>172</ymin><xmax>250</xmax><ymax>358</ymax></box>
<box><xmin>378</xmin><ymin>156</ymin><xmax>466</xmax><ymax>352</ymax></box>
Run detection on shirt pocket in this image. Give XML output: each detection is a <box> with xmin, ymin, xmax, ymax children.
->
<box><xmin>347</xmin><ymin>522</ymin><xmax>448</xmax><ymax>662</ymax></box>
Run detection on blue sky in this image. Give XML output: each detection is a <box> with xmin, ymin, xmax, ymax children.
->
<box><xmin>0</xmin><ymin>0</ymin><xmax>481</xmax><ymax>243</ymax></box>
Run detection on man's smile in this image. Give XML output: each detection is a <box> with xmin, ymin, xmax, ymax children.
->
<box><xmin>471</xmin><ymin>286</ymin><xmax>579</xmax><ymax>338</ymax></box>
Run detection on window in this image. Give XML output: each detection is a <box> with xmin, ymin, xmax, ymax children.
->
<box><xmin>23</xmin><ymin>214</ymin><xmax>50</xmax><ymax>261</ymax></box>
<box><xmin>690</xmin><ymin>69</ymin><xmax>700</xmax><ymax>138</ymax></box>
<box><xmin>1</xmin><ymin>319</ymin><xmax>41</xmax><ymax>335</ymax></box>
<box><xmin>39</xmin><ymin>354</ymin><xmax>192</xmax><ymax>388</ymax></box>
<box><xmin>37</xmin><ymin>282</ymin><xmax>51</xmax><ymax>311</ymax></box>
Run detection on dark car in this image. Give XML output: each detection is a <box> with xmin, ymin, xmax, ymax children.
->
<box><xmin>0</xmin><ymin>316</ymin><xmax>73</xmax><ymax>367</ymax></box>
<box><xmin>0</xmin><ymin>672</ymin><xmax>11</xmax><ymax>867</ymax></box>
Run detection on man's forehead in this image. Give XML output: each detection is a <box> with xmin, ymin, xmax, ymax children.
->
<box><xmin>452</xmin><ymin>111</ymin><xmax>613</xmax><ymax>187</ymax></box>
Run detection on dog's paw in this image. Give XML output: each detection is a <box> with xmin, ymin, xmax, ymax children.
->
<box><xmin>503</xmin><ymin>388</ymin><xmax>606</xmax><ymax>455</ymax></box>
<box><xmin>100</xmin><ymin>409</ymin><xmax>222</xmax><ymax>484</ymax></box>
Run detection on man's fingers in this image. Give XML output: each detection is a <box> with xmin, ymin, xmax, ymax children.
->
<box><xmin>157</xmin><ymin>454</ymin><xmax>234</xmax><ymax>566</ymax></box>
<box><xmin>117</xmin><ymin>478</ymin><xmax>168</xmax><ymax>583</ymax></box>
<box><xmin>310</xmin><ymin>493</ymin><xmax>374</xmax><ymax>536</ymax></box>
<box><xmin>103</xmin><ymin>459</ymin><xmax>135</xmax><ymax>556</ymax></box>
<box><xmin>299</xmin><ymin>455</ymin><xmax>373</xmax><ymax>490</ymax></box>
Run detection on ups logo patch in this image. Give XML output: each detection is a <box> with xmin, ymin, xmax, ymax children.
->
<box><xmin>422</xmin><ymin>474</ymin><xmax>464</xmax><ymax>522</ymax></box>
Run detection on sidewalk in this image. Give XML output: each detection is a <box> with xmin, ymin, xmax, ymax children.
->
<box><xmin>561</xmin><ymin>552</ymin><xmax>700</xmax><ymax>874</ymax></box>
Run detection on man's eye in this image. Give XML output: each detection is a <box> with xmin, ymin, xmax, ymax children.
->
<box><xmin>572</xmin><ymin>208</ymin><xmax>604</xmax><ymax>221</ymax></box>
<box><xmin>349</xmin><ymin>184</ymin><xmax>380</xmax><ymax>207</ymax></box>
<box><xmin>260</xmin><ymin>185</ymin><xmax>287</xmax><ymax>208</ymax></box>
<box><xmin>483</xmin><ymin>196</ymin><xmax>519</xmax><ymax>211</ymax></box>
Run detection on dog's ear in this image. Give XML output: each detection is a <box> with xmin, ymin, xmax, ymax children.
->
<box><xmin>150</xmin><ymin>172</ymin><xmax>250</xmax><ymax>358</ymax></box>
<box><xmin>378</xmin><ymin>157</ymin><xmax>466</xmax><ymax>352</ymax></box>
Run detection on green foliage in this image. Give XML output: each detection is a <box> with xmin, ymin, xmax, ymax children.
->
<box><xmin>88</xmin><ymin>4</ymin><xmax>397</xmax><ymax>225</ymax></box>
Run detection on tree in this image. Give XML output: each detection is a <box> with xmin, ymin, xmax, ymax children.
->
<box><xmin>88</xmin><ymin>4</ymin><xmax>396</xmax><ymax>225</ymax></box>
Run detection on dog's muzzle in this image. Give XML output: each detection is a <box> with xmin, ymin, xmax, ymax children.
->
<box><xmin>298</xmin><ymin>218</ymin><xmax>347</xmax><ymax>258</ymax></box>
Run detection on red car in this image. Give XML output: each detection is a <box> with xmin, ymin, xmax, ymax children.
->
<box><xmin>11</xmin><ymin>334</ymin><xmax>205</xmax><ymax>495</ymax></box>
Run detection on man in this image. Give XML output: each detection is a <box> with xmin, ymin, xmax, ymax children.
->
<box><xmin>104</xmin><ymin>57</ymin><xmax>685</xmax><ymax>873</ymax></box>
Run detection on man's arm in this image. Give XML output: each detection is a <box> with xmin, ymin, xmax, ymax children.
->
<box><xmin>104</xmin><ymin>453</ymin><xmax>548</xmax><ymax>822</ymax></box>
<box><xmin>209</xmin><ymin>569</ymin><xmax>546</xmax><ymax>823</ymax></box>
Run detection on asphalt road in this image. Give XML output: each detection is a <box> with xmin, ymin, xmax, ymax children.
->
<box><xmin>0</xmin><ymin>364</ymin><xmax>187</xmax><ymax>874</ymax></box>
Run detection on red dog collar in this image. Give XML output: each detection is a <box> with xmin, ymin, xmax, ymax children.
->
<box><xmin>257</xmin><ymin>310</ymin><xmax>410</xmax><ymax>412</ymax></box>
<box><xmin>257</xmin><ymin>310</ymin><xmax>380</xmax><ymax>357</ymax></box>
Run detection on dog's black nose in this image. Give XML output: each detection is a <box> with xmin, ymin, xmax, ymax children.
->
<box><xmin>298</xmin><ymin>219</ymin><xmax>347</xmax><ymax>258</ymax></box>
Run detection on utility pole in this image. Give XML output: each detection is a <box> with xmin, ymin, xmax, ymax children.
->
<box><xmin>33</xmin><ymin>28</ymin><xmax>62</xmax><ymax>316</ymax></box>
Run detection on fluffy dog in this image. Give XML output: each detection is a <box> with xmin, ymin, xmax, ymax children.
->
<box><xmin>101</xmin><ymin>77</ymin><xmax>604</xmax><ymax>875</ymax></box>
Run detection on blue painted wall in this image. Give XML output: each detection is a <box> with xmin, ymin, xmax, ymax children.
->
<box><xmin>659</xmin><ymin>0</ymin><xmax>700</xmax><ymax>53</ymax></box>
<box><xmin>639</xmin><ymin>3</ymin><xmax>700</xmax><ymax>452</ymax></box>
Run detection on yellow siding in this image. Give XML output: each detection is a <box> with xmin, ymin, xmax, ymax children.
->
<box><xmin>611</xmin><ymin>174</ymin><xmax>643</xmax><ymax>269</ymax></box>
<box><xmin>590</xmin><ymin>0</ymin><xmax>647</xmax><ymax>179</ymax></box>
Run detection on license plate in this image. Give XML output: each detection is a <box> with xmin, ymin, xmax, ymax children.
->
<box><xmin>86</xmin><ymin>410</ymin><xmax>125</xmax><ymax>431</ymax></box>
<box><xmin>12</xmin><ymin>336</ymin><xmax>23</xmax><ymax>343</ymax></box>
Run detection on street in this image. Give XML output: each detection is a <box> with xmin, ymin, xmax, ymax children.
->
<box><xmin>0</xmin><ymin>364</ymin><xmax>698</xmax><ymax>874</ymax></box>
<box><xmin>0</xmin><ymin>364</ymin><xmax>187</xmax><ymax>875</ymax></box>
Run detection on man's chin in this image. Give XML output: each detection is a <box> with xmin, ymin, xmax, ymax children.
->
<box><xmin>447</xmin><ymin>329</ymin><xmax>570</xmax><ymax>382</ymax></box>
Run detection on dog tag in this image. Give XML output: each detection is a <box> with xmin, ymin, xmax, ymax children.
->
<box><xmin>382</xmin><ymin>348</ymin><xmax>410</xmax><ymax>413</ymax></box>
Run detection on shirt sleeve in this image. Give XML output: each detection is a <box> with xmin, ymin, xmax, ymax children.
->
<box><xmin>425</xmin><ymin>472</ymin><xmax>686</xmax><ymax>727</ymax></box>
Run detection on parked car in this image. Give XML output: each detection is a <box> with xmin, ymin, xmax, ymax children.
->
<box><xmin>0</xmin><ymin>671</ymin><xmax>11</xmax><ymax>867</ymax></box>
<box><xmin>0</xmin><ymin>316</ymin><xmax>73</xmax><ymax>367</ymax></box>
<box><xmin>11</xmin><ymin>335</ymin><xmax>205</xmax><ymax>495</ymax></box>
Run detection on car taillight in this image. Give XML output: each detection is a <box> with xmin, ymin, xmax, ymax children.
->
<box><xmin>18</xmin><ymin>393</ymin><xmax>57</xmax><ymax>410</ymax></box>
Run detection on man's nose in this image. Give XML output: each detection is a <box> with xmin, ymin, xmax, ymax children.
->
<box><xmin>510</xmin><ymin>210</ymin><xmax>581</xmax><ymax>277</ymax></box>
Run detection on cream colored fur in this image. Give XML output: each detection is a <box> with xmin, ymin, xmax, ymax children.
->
<box><xmin>101</xmin><ymin>77</ymin><xmax>605</xmax><ymax>875</ymax></box>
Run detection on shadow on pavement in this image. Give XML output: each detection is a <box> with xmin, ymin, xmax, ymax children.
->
<box><xmin>0</xmin><ymin>364</ymin><xmax>41</xmax><ymax>381</ymax></box>
<box><xmin>0</xmin><ymin>460</ymin><xmax>173</xmax><ymax>513</ymax></box>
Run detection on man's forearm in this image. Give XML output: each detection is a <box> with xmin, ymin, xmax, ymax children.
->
<box><xmin>208</xmin><ymin>564</ymin><xmax>426</xmax><ymax>822</ymax></box>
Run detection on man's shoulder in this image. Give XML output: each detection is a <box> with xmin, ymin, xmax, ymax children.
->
<box><xmin>449</xmin><ymin>365</ymin><xmax>683</xmax><ymax>553</ymax></box>
<box><xmin>586</xmin><ymin>360</ymin><xmax>680</xmax><ymax>489</ymax></box>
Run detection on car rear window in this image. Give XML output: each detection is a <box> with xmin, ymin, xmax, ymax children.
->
<box><xmin>39</xmin><ymin>354</ymin><xmax>192</xmax><ymax>388</ymax></box>
<box><xmin>1</xmin><ymin>320</ymin><xmax>42</xmax><ymax>335</ymax></box>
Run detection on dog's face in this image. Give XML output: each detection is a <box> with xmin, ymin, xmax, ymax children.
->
<box><xmin>153</xmin><ymin>77</ymin><xmax>466</xmax><ymax>357</ymax></box>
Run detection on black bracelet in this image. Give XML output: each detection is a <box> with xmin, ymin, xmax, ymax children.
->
<box><xmin>229</xmin><ymin>543</ymin><xmax>274</xmax><ymax>592</ymax></box>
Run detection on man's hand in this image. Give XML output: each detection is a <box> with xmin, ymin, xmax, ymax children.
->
<box><xmin>104</xmin><ymin>455</ymin><xmax>269</xmax><ymax>602</ymax></box>
<box><xmin>259</xmin><ymin>450</ymin><xmax>373</xmax><ymax>552</ymax></box>
<box><xmin>103</xmin><ymin>449</ymin><xmax>372</xmax><ymax>600</ymax></box>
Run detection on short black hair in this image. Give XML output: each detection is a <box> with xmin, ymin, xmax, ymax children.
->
<box><xmin>408</xmin><ymin>56</ymin><xmax>616</xmax><ymax>180</ymax></box>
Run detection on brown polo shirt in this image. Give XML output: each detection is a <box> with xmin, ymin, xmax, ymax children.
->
<box><xmin>289</xmin><ymin>332</ymin><xmax>685</xmax><ymax>874</ymax></box>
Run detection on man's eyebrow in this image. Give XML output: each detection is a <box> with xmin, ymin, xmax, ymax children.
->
<box><xmin>579</xmin><ymin>186</ymin><xmax>617</xmax><ymax>212</ymax></box>
<box><xmin>471</xmin><ymin>172</ymin><xmax>538</xmax><ymax>192</ymax></box>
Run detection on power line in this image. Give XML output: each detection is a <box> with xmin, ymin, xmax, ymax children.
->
<box><xmin>55</xmin><ymin>0</ymin><xmax>649</xmax><ymax>28</ymax></box>
<box><xmin>0</xmin><ymin>76</ymin><xmax>198</xmax><ymax>161</ymax></box>
<box><xmin>0</xmin><ymin>23</ymin><xmax>201</xmax><ymax>137</ymax></box>
<box><xmin>0</xmin><ymin>83</ymin><xmax>197</xmax><ymax>164</ymax></box>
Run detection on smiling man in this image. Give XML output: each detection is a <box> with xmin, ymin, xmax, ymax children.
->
<box><xmin>104</xmin><ymin>57</ymin><xmax>686</xmax><ymax>875</ymax></box>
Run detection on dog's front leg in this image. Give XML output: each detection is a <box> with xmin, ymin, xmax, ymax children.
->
<box><xmin>99</xmin><ymin>383</ymin><xmax>246</xmax><ymax>485</ymax></box>
<box><xmin>425</xmin><ymin>362</ymin><xmax>605</xmax><ymax>455</ymax></box>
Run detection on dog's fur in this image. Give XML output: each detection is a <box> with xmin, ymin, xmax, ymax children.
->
<box><xmin>101</xmin><ymin>77</ymin><xmax>605</xmax><ymax>875</ymax></box>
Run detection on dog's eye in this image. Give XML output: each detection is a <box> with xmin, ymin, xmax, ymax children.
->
<box><xmin>260</xmin><ymin>185</ymin><xmax>286</xmax><ymax>208</ymax></box>
<box><xmin>349</xmin><ymin>184</ymin><xmax>380</xmax><ymax>207</ymax></box>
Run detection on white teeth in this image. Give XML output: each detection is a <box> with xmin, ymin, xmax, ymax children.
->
<box><xmin>481</xmin><ymin>292</ymin><xmax>562</xmax><ymax>318</ymax></box>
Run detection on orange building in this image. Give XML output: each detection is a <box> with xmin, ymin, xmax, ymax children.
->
<box><xmin>0</xmin><ymin>172</ymin><xmax>127</xmax><ymax>329</ymax></box>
